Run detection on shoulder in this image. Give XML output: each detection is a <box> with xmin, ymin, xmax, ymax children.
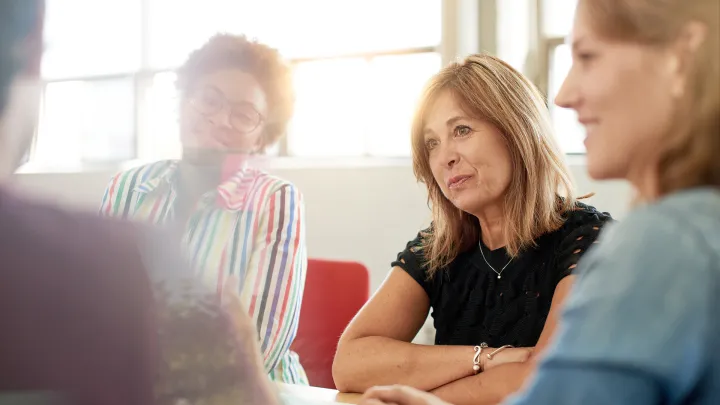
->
<box><xmin>553</xmin><ymin>201</ymin><xmax>614</xmax><ymax>250</ymax></box>
<box><xmin>559</xmin><ymin>201</ymin><xmax>614</xmax><ymax>236</ymax></box>
<box><xmin>391</xmin><ymin>226</ymin><xmax>434</xmax><ymax>289</ymax></box>
<box><xmin>592</xmin><ymin>191</ymin><xmax>719</xmax><ymax>268</ymax></box>
<box><xmin>574</xmin><ymin>191</ymin><xmax>720</xmax><ymax>303</ymax></box>
<box><xmin>109</xmin><ymin>160</ymin><xmax>175</xmax><ymax>186</ymax></box>
<box><xmin>247</xmin><ymin>169</ymin><xmax>302</xmax><ymax>199</ymax></box>
<box><xmin>542</xmin><ymin>202</ymin><xmax>614</xmax><ymax>280</ymax></box>
<box><xmin>0</xmin><ymin>188</ymin><xmax>150</xmax><ymax>287</ymax></box>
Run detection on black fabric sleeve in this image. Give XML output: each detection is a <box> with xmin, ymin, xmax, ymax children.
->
<box><xmin>554</xmin><ymin>208</ymin><xmax>614</xmax><ymax>285</ymax></box>
<box><xmin>391</xmin><ymin>227</ymin><xmax>433</xmax><ymax>296</ymax></box>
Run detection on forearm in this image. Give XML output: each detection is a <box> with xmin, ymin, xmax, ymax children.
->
<box><xmin>333</xmin><ymin>336</ymin><xmax>477</xmax><ymax>393</ymax></box>
<box><xmin>431</xmin><ymin>361</ymin><xmax>534</xmax><ymax>405</ymax></box>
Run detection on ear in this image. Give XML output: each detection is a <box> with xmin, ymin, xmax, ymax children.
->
<box><xmin>668</xmin><ymin>21</ymin><xmax>708</xmax><ymax>98</ymax></box>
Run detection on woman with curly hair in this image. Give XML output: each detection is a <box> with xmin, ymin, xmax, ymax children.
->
<box><xmin>99</xmin><ymin>34</ymin><xmax>308</xmax><ymax>384</ymax></box>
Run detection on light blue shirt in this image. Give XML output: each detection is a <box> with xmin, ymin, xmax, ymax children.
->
<box><xmin>507</xmin><ymin>188</ymin><xmax>720</xmax><ymax>405</ymax></box>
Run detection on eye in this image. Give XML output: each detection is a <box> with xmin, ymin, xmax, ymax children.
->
<box><xmin>425</xmin><ymin>138</ymin><xmax>439</xmax><ymax>150</ymax></box>
<box><xmin>200</xmin><ymin>88</ymin><xmax>223</xmax><ymax>109</ymax></box>
<box><xmin>574</xmin><ymin>51</ymin><xmax>597</xmax><ymax>64</ymax></box>
<box><xmin>453</xmin><ymin>125</ymin><xmax>472</xmax><ymax>137</ymax></box>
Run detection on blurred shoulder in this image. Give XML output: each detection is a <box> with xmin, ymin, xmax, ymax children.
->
<box><xmin>0</xmin><ymin>187</ymin><xmax>150</xmax><ymax>285</ymax></box>
<box><xmin>600</xmin><ymin>188</ymin><xmax>720</xmax><ymax>255</ymax></box>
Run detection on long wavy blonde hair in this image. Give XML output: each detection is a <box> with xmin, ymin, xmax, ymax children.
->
<box><xmin>411</xmin><ymin>54</ymin><xmax>576</xmax><ymax>277</ymax></box>
<box><xmin>579</xmin><ymin>0</ymin><xmax>720</xmax><ymax>195</ymax></box>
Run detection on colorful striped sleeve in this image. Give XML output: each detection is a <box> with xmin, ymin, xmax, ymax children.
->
<box><xmin>99</xmin><ymin>163</ymin><xmax>163</xmax><ymax>219</ymax></box>
<box><xmin>99</xmin><ymin>172</ymin><xmax>125</xmax><ymax>217</ymax></box>
<box><xmin>243</xmin><ymin>183</ymin><xmax>307</xmax><ymax>375</ymax></box>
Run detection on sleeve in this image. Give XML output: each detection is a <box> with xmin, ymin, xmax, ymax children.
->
<box><xmin>99</xmin><ymin>171</ymin><xmax>130</xmax><ymax>218</ymax></box>
<box><xmin>390</xmin><ymin>226</ymin><xmax>433</xmax><ymax>296</ymax></box>
<box><xmin>239</xmin><ymin>184</ymin><xmax>307</xmax><ymax>375</ymax></box>
<box><xmin>554</xmin><ymin>211</ymin><xmax>613</xmax><ymax>285</ymax></box>
<box><xmin>506</xmin><ymin>208</ymin><xmax>713</xmax><ymax>405</ymax></box>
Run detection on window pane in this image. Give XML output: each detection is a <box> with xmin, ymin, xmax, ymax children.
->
<box><xmin>147</xmin><ymin>0</ymin><xmax>249</xmax><ymax>69</ymax></box>
<box><xmin>35</xmin><ymin>79</ymin><xmax>135</xmax><ymax>167</ymax></box>
<box><xmin>142</xmin><ymin>72</ymin><xmax>182</xmax><ymax>160</ymax></box>
<box><xmin>288</xmin><ymin>52</ymin><xmax>441</xmax><ymax>157</ymax></box>
<box><xmin>262</xmin><ymin>0</ymin><xmax>442</xmax><ymax>59</ymax></box>
<box><xmin>366</xmin><ymin>53</ymin><xmax>442</xmax><ymax>157</ymax></box>
<box><xmin>147</xmin><ymin>0</ymin><xmax>441</xmax><ymax>68</ymax></box>
<box><xmin>548</xmin><ymin>44</ymin><xmax>585</xmax><ymax>154</ymax></box>
<box><xmin>542</xmin><ymin>0</ymin><xmax>578</xmax><ymax>37</ymax></box>
<box><xmin>43</xmin><ymin>0</ymin><xmax>141</xmax><ymax>78</ymax></box>
<box><xmin>288</xmin><ymin>59</ymin><xmax>369</xmax><ymax>157</ymax></box>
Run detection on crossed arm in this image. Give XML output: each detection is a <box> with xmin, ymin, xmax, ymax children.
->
<box><xmin>333</xmin><ymin>267</ymin><xmax>574</xmax><ymax>404</ymax></box>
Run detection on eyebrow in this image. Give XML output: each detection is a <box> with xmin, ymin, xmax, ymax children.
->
<box><xmin>422</xmin><ymin>115</ymin><xmax>470</xmax><ymax>138</ymax></box>
<box><xmin>446</xmin><ymin>116</ymin><xmax>466</xmax><ymax>127</ymax></box>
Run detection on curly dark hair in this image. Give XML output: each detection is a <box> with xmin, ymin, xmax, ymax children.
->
<box><xmin>176</xmin><ymin>33</ymin><xmax>295</xmax><ymax>150</ymax></box>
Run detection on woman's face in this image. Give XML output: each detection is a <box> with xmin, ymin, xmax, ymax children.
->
<box><xmin>423</xmin><ymin>90</ymin><xmax>512</xmax><ymax>216</ymax></box>
<box><xmin>555</xmin><ymin>6</ymin><xmax>681</xmax><ymax>182</ymax></box>
<box><xmin>180</xmin><ymin>68</ymin><xmax>268</xmax><ymax>155</ymax></box>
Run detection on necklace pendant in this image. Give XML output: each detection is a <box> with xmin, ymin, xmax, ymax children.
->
<box><xmin>497</xmin><ymin>275</ymin><xmax>502</xmax><ymax>279</ymax></box>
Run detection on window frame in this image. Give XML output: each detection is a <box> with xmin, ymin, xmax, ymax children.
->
<box><xmin>33</xmin><ymin>0</ymin><xmax>449</xmax><ymax>167</ymax></box>
<box><xmin>533</xmin><ymin>0</ymin><xmax>584</xmax><ymax>155</ymax></box>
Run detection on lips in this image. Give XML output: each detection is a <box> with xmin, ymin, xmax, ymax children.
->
<box><xmin>447</xmin><ymin>175</ymin><xmax>472</xmax><ymax>188</ymax></box>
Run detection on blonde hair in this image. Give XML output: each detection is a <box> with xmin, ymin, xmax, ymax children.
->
<box><xmin>579</xmin><ymin>0</ymin><xmax>720</xmax><ymax>194</ymax></box>
<box><xmin>411</xmin><ymin>54</ymin><xmax>576</xmax><ymax>277</ymax></box>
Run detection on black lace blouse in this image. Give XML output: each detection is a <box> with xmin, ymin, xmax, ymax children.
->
<box><xmin>393</xmin><ymin>202</ymin><xmax>613</xmax><ymax>348</ymax></box>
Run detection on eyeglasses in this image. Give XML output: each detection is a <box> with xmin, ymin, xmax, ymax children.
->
<box><xmin>189</xmin><ymin>86</ymin><xmax>264</xmax><ymax>134</ymax></box>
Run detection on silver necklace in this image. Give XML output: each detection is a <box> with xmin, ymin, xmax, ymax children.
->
<box><xmin>479</xmin><ymin>243</ymin><xmax>512</xmax><ymax>279</ymax></box>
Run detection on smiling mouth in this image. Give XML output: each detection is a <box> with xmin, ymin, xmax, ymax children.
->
<box><xmin>448</xmin><ymin>175</ymin><xmax>472</xmax><ymax>189</ymax></box>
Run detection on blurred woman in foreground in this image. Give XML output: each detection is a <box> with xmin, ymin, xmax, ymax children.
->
<box><xmin>361</xmin><ymin>0</ymin><xmax>720</xmax><ymax>404</ymax></box>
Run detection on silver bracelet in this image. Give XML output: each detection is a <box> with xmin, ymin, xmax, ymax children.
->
<box><xmin>486</xmin><ymin>345</ymin><xmax>514</xmax><ymax>360</ymax></box>
<box><xmin>472</xmin><ymin>342</ymin><xmax>488</xmax><ymax>374</ymax></box>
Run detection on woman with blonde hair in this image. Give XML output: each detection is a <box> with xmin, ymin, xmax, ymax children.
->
<box><xmin>333</xmin><ymin>53</ymin><xmax>612</xmax><ymax>404</ymax></box>
<box><xmin>361</xmin><ymin>0</ymin><xmax>720</xmax><ymax>404</ymax></box>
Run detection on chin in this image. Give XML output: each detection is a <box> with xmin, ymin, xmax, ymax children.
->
<box><xmin>586</xmin><ymin>155</ymin><xmax>623</xmax><ymax>181</ymax></box>
<box><xmin>446</xmin><ymin>194</ymin><xmax>484</xmax><ymax>215</ymax></box>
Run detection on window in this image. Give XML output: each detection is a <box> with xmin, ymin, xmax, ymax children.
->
<box><xmin>35</xmin><ymin>0</ymin><xmax>443</xmax><ymax>168</ymax></box>
<box><xmin>540</xmin><ymin>0</ymin><xmax>584</xmax><ymax>154</ymax></box>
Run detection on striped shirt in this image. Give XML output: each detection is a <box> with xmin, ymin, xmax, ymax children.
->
<box><xmin>99</xmin><ymin>160</ymin><xmax>308</xmax><ymax>384</ymax></box>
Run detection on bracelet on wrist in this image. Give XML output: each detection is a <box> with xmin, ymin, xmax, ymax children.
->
<box><xmin>472</xmin><ymin>342</ymin><xmax>488</xmax><ymax>374</ymax></box>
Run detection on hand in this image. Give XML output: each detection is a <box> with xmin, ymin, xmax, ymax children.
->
<box><xmin>360</xmin><ymin>385</ymin><xmax>454</xmax><ymax>405</ymax></box>
<box><xmin>483</xmin><ymin>347</ymin><xmax>533</xmax><ymax>371</ymax></box>
<box><xmin>222</xmin><ymin>274</ymin><xmax>256</xmax><ymax>336</ymax></box>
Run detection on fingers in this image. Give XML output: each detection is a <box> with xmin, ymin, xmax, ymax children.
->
<box><xmin>359</xmin><ymin>399</ymin><xmax>396</xmax><ymax>405</ymax></box>
<box><xmin>361</xmin><ymin>385</ymin><xmax>447</xmax><ymax>405</ymax></box>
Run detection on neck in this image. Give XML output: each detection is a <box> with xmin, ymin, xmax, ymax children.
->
<box><xmin>627</xmin><ymin>162</ymin><xmax>661</xmax><ymax>204</ymax></box>
<box><xmin>473</xmin><ymin>203</ymin><xmax>506</xmax><ymax>250</ymax></box>
<box><xmin>177</xmin><ymin>159</ymin><xmax>221</xmax><ymax>196</ymax></box>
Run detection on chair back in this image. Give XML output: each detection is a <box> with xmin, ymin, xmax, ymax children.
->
<box><xmin>291</xmin><ymin>259</ymin><xmax>370</xmax><ymax>389</ymax></box>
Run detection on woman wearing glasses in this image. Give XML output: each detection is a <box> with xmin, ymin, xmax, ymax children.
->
<box><xmin>99</xmin><ymin>34</ymin><xmax>308</xmax><ymax>384</ymax></box>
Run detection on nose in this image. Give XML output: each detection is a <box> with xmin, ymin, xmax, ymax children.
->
<box><xmin>554</xmin><ymin>65</ymin><xmax>579</xmax><ymax>110</ymax></box>
<box><xmin>438</xmin><ymin>142</ymin><xmax>460</xmax><ymax>168</ymax></box>
<box><xmin>208</xmin><ymin>105</ymin><xmax>233</xmax><ymax>129</ymax></box>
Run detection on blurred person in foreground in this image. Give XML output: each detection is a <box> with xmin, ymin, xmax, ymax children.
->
<box><xmin>360</xmin><ymin>0</ymin><xmax>720</xmax><ymax>404</ymax></box>
<box><xmin>99</xmin><ymin>33</ymin><xmax>308</xmax><ymax>384</ymax></box>
<box><xmin>333</xmin><ymin>51</ymin><xmax>613</xmax><ymax>404</ymax></box>
<box><xmin>0</xmin><ymin>1</ymin><xmax>281</xmax><ymax>404</ymax></box>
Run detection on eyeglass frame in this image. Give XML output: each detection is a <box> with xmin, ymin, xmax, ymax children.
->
<box><xmin>187</xmin><ymin>85</ymin><xmax>265</xmax><ymax>135</ymax></box>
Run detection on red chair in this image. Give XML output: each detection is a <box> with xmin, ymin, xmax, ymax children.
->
<box><xmin>291</xmin><ymin>259</ymin><xmax>370</xmax><ymax>389</ymax></box>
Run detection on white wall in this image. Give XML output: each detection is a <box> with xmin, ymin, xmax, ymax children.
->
<box><xmin>13</xmin><ymin>159</ymin><xmax>631</xmax><ymax>293</ymax></box>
